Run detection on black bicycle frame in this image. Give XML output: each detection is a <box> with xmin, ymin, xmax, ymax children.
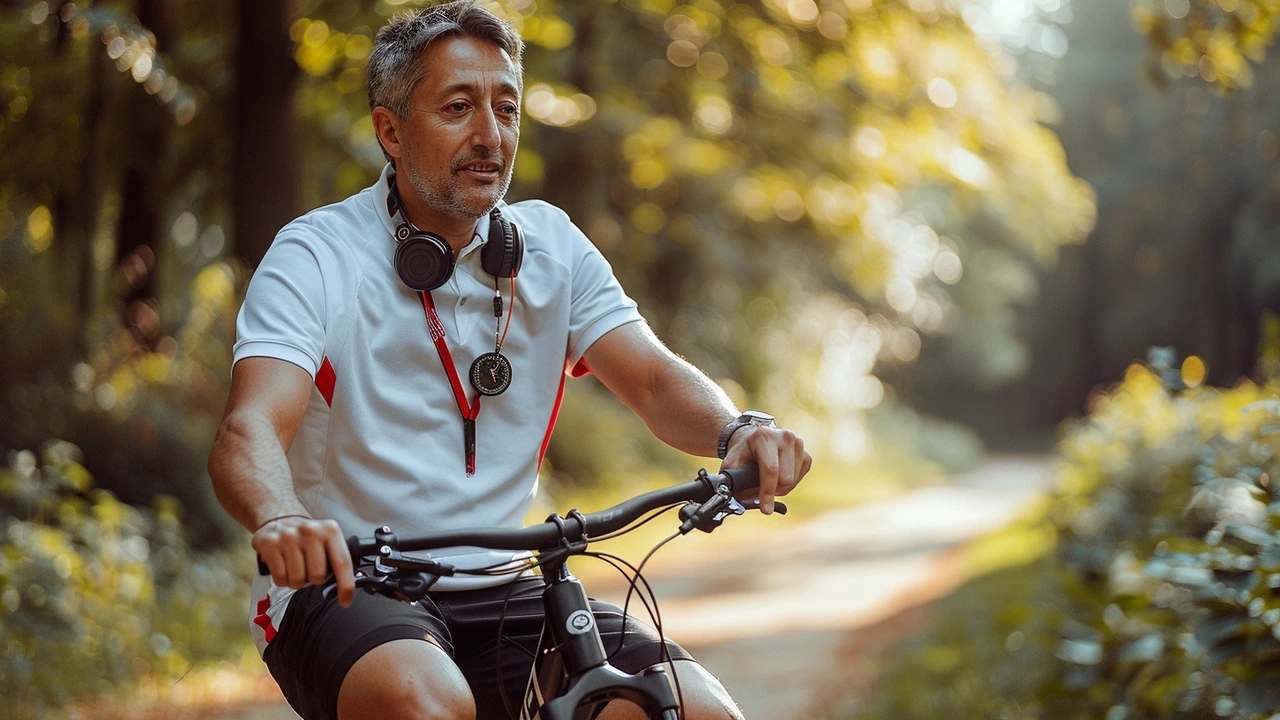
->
<box><xmin>535</xmin><ymin>557</ymin><xmax>680</xmax><ymax>720</ymax></box>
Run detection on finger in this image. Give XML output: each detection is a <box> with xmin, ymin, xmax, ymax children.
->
<box><xmin>303</xmin><ymin>524</ymin><xmax>330</xmax><ymax>587</ymax></box>
<box><xmin>753</xmin><ymin>431</ymin><xmax>780</xmax><ymax>515</ymax></box>
<box><xmin>252</xmin><ymin>530</ymin><xmax>289</xmax><ymax>587</ymax></box>
<box><xmin>282</xmin><ymin>537</ymin><xmax>307</xmax><ymax>590</ymax></box>
<box><xmin>780</xmin><ymin>433</ymin><xmax>806</xmax><ymax>495</ymax></box>
<box><xmin>261</xmin><ymin>548</ymin><xmax>289</xmax><ymax>588</ymax></box>
<box><xmin>776</xmin><ymin>430</ymin><xmax>797</xmax><ymax>498</ymax></box>
<box><xmin>324</xmin><ymin>525</ymin><xmax>356</xmax><ymax>608</ymax></box>
<box><xmin>798</xmin><ymin>444</ymin><xmax>812</xmax><ymax>481</ymax></box>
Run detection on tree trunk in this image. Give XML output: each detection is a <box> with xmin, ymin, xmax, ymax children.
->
<box><xmin>232</xmin><ymin>0</ymin><xmax>300</xmax><ymax>268</ymax></box>
<box><xmin>52</xmin><ymin>4</ymin><xmax>112</xmax><ymax>336</ymax></box>
<box><xmin>538</xmin><ymin>4</ymin><xmax>598</xmax><ymax>219</ymax></box>
<box><xmin>114</xmin><ymin>0</ymin><xmax>178</xmax><ymax>345</ymax></box>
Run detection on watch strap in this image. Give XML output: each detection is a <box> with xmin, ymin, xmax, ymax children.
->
<box><xmin>716</xmin><ymin>411</ymin><xmax>776</xmax><ymax>459</ymax></box>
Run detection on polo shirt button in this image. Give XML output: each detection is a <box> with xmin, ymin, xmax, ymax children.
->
<box><xmin>460</xmin><ymin>297</ymin><xmax>467</xmax><ymax>306</ymax></box>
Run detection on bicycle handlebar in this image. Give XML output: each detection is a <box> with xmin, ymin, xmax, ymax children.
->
<box><xmin>345</xmin><ymin>462</ymin><xmax>761</xmax><ymax>561</ymax></box>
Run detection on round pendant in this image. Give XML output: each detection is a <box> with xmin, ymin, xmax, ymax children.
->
<box><xmin>470</xmin><ymin>352</ymin><xmax>512</xmax><ymax>396</ymax></box>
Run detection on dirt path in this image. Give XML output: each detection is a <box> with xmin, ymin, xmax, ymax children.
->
<box><xmin>586</xmin><ymin>453</ymin><xmax>1057</xmax><ymax>719</ymax></box>
<box><xmin>189</xmin><ymin>454</ymin><xmax>1056</xmax><ymax>720</ymax></box>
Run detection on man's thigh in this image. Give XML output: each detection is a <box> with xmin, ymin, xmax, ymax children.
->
<box><xmin>264</xmin><ymin>584</ymin><xmax>466</xmax><ymax>720</ymax></box>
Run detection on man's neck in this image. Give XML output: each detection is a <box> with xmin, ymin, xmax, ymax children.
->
<box><xmin>394</xmin><ymin>173</ymin><xmax>476</xmax><ymax>256</ymax></box>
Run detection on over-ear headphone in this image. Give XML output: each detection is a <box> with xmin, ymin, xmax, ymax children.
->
<box><xmin>393</xmin><ymin>206</ymin><xmax>524</xmax><ymax>292</ymax></box>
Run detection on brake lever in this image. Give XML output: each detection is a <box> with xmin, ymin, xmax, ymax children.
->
<box><xmin>321</xmin><ymin>570</ymin><xmax>368</xmax><ymax>600</ymax></box>
<box><xmin>321</xmin><ymin>566</ymin><xmax>446</xmax><ymax>603</ymax></box>
<box><xmin>741</xmin><ymin>498</ymin><xmax>788</xmax><ymax>515</ymax></box>
<box><xmin>678</xmin><ymin>491</ymin><xmax>749</xmax><ymax>535</ymax></box>
<box><xmin>678</xmin><ymin>494</ymin><xmax>788</xmax><ymax>535</ymax></box>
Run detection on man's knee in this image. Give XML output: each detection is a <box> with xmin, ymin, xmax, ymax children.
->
<box><xmin>370</xmin><ymin>680</ymin><xmax>474</xmax><ymax>720</ymax></box>
<box><xmin>669</xmin><ymin>660</ymin><xmax>743</xmax><ymax>720</ymax></box>
<box><xmin>337</xmin><ymin>638</ymin><xmax>475</xmax><ymax>720</ymax></box>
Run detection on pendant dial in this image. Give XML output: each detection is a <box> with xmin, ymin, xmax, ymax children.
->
<box><xmin>470</xmin><ymin>352</ymin><xmax>512</xmax><ymax>396</ymax></box>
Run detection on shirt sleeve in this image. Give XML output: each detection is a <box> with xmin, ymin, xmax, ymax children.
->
<box><xmin>233</xmin><ymin>228</ymin><xmax>343</xmax><ymax>379</ymax></box>
<box><xmin>564</xmin><ymin>220</ymin><xmax>643</xmax><ymax>372</ymax></box>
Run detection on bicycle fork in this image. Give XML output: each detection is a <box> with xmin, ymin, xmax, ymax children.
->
<box><xmin>537</xmin><ymin>560</ymin><xmax>680</xmax><ymax>720</ymax></box>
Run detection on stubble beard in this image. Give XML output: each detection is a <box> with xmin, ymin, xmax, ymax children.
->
<box><xmin>404</xmin><ymin>156</ymin><xmax>514</xmax><ymax>222</ymax></box>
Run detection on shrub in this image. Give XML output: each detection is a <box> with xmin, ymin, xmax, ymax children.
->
<box><xmin>0</xmin><ymin>440</ymin><xmax>252</xmax><ymax>719</ymax></box>
<box><xmin>851</xmin><ymin>351</ymin><xmax>1280</xmax><ymax>720</ymax></box>
<box><xmin>0</xmin><ymin>263</ymin><xmax>244</xmax><ymax>547</ymax></box>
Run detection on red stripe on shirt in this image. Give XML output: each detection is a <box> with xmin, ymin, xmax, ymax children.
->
<box><xmin>538</xmin><ymin>371</ymin><xmax>568</xmax><ymax>471</ymax></box>
<box><xmin>253</xmin><ymin>595</ymin><xmax>278</xmax><ymax>644</ymax></box>
<box><xmin>316</xmin><ymin>356</ymin><xmax>336</xmax><ymax>406</ymax></box>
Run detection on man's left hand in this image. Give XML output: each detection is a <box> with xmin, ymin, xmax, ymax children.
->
<box><xmin>721</xmin><ymin>425</ymin><xmax>811</xmax><ymax>515</ymax></box>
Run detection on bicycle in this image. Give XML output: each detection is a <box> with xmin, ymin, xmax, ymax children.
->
<box><xmin>317</xmin><ymin>461</ymin><xmax>782</xmax><ymax>720</ymax></box>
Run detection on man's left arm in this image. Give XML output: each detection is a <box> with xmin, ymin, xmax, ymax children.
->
<box><xmin>582</xmin><ymin>321</ymin><xmax>812</xmax><ymax>514</ymax></box>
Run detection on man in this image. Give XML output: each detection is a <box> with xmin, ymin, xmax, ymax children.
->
<box><xmin>208</xmin><ymin>3</ymin><xmax>811</xmax><ymax>719</ymax></box>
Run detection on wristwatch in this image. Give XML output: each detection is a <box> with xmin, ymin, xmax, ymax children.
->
<box><xmin>717</xmin><ymin>410</ymin><xmax>776</xmax><ymax>459</ymax></box>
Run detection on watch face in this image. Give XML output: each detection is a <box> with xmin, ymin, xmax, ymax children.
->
<box><xmin>743</xmin><ymin>410</ymin><xmax>775</xmax><ymax>425</ymax></box>
<box><xmin>470</xmin><ymin>352</ymin><xmax>512</xmax><ymax>396</ymax></box>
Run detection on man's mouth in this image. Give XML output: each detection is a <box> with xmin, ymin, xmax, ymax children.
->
<box><xmin>458</xmin><ymin>162</ymin><xmax>502</xmax><ymax>181</ymax></box>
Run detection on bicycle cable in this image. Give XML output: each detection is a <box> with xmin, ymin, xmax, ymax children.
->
<box><xmin>638</xmin><ymin>531</ymin><xmax>685</xmax><ymax>720</ymax></box>
<box><xmin>583</xmin><ymin>548</ymin><xmax>686</xmax><ymax>717</ymax></box>
<box><xmin>601</xmin><ymin>530</ymin><xmax>686</xmax><ymax>720</ymax></box>
<box><xmin>582</xmin><ymin>552</ymin><xmax>660</xmax><ymax>655</ymax></box>
<box><xmin>588</xmin><ymin>503</ymin><xmax>684</xmax><ymax>542</ymax></box>
<box><xmin>493</xmin><ymin>572</ymin><xmax>530</xmax><ymax>720</ymax></box>
<box><xmin>581</xmin><ymin>549</ymin><xmax>684</xmax><ymax>720</ymax></box>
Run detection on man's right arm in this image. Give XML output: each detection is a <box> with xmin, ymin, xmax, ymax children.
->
<box><xmin>208</xmin><ymin>356</ymin><xmax>355</xmax><ymax>606</ymax></box>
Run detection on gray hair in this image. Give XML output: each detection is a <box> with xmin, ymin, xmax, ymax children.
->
<box><xmin>366</xmin><ymin>0</ymin><xmax>525</xmax><ymax>120</ymax></box>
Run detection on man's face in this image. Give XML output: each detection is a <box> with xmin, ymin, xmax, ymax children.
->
<box><xmin>397</xmin><ymin>36</ymin><xmax>521</xmax><ymax>222</ymax></box>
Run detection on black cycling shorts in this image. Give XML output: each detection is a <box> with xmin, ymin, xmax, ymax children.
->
<box><xmin>262</xmin><ymin>576</ymin><xmax>694</xmax><ymax>720</ymax></box>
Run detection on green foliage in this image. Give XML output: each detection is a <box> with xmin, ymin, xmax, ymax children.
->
<box><xmin>0</xmin><ymin>440</ymin><xmax>252</xmax><ymax>719</ymax></box>
<box><xmin>261</xmin><ymin>0</ymin><xmax>1097</xmax><ymax>474</ymax></box>
<box><xmin>850</xmin><ymin>353</ymin><xmax>1280</xmax><ymax>720</ymax></box>
<box><xmin>0</xmin><ymin>0</ymin><xmax>1098</xmax><ymax>507</ymax></box>
<box><xmin>1132</xmin><ymin>0</ymin><xmax>1280</xmax><ymax>88</ymax></box>
<box><xmin>0</xmin><ymin>252</ymin><xmax>244</xmax><ymax>545</ymax></box>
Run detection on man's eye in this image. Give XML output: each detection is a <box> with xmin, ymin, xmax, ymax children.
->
<box><xmin>449</xmin><ymin>102</ymin><xmax>469</xmax><ymax>112</ymax></box>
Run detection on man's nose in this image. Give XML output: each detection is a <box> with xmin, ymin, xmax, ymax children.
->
<box><xmin>471</xmin><ymin>106</ymin><xmax>502</xmax><ymax>151</ymax></box>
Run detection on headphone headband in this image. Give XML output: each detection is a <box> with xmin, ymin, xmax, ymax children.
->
<box><xmin>385</xmin><ymin>165</ymin><xmax>523</xmax><ymax>291</ymax></box>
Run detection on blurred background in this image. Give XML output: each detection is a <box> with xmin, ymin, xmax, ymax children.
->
<box><xmin>1</xmin><ymin>0</ymin><xmax>1279</xmax><ymax>717</ymax></box>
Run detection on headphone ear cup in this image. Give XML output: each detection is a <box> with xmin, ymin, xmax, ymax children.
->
<box><xmin>507</xmin><ymin>221</ymin><xmax>524</xmax><ymax>278</ymax></box>
<box><xmin>483</xmin><ymin>210</ymin><xmax>523</xmax><ymax>279</ymax></box>
<box><xmin>394</xmin><ymin>232</ymin><xmax>454</xmax><ymax>291</ymax></box>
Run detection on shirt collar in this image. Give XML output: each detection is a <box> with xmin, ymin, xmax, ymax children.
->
<box><xmin>373</xmin><ymin>163</ymin><xmax>497</xmax><ymax>261</ymax></box>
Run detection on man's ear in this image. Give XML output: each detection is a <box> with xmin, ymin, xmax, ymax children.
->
<box><xmin>371</xmin><ymin>106</ymin><xmax>403</xmax><ymax>160</ymax></box>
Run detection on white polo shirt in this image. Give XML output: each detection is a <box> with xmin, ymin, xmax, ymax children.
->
<box><xmin>236</xmin><ymin>164</ymin><xmax>642</xmax><ymax>652</ymax></box>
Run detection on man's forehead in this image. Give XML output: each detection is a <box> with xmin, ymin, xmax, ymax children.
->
<box><xmin>419</xmin><ymin>37</ymin><xmax>520</xmax><ymax>97</ymax></box>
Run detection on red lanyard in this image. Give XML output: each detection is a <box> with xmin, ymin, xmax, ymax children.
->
<box><xmin>419</xmin><ymin>291</ymin><xmax>481</xmax><ymax>475</ymax></box>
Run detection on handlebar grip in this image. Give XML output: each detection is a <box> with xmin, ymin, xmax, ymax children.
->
<box><xmin>720</xmin><ymin>461</ymin><xmax>759</xmax><ymax>494</ymax></box>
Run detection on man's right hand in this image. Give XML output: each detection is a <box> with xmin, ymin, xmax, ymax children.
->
<box><xmin>252</xmin><ymin>515</ymin><xmax>356</xmax><ymax>607</ymax></box>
